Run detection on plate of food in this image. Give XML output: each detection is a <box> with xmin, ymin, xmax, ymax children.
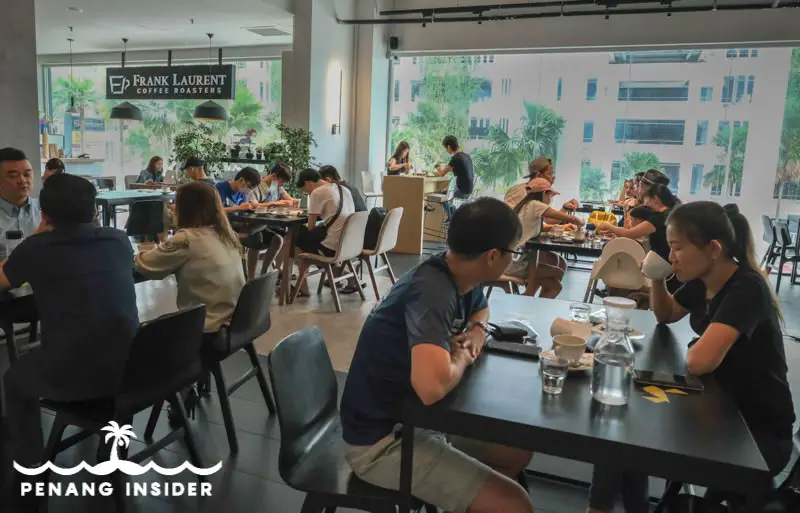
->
<box><xmin>591</xmin><ymin>323</ymin><xmax>645</xmax><ymax>340</ymax></box>
<box><xmin>540</xmin><ymin>349</ymin><xmax>593</xmax><ymax>371</ymax></box>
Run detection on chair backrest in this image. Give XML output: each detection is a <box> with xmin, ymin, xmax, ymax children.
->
<box><xmin>777</xmin><ymin>220</ymin><xmax>793</xmax><ymax>248</ymax></box>
<box><xmin>126</xmin><ymin>200</ymin><xmax>165</xmax><ymax>239</ymax></box>
<box><xmin>165</xmin><ymin>170</ymin><xmax>177</xmax><ymax>183</ymax></box>
<box><xmin>94</xmin><ymin>177</ymin><xmax>116</xmax><ymax>191</ymax></box>
<box><xmin>124</xmin><ymin>175</ymin><xmax>139</xmax><ymax>189</ymax></box>
<box><xmin>593</xmin><ymin>237</ymin><xmax>647</xmax><ymax>291</ymax></box>
<box><xmin>116</xmin><ymin>305</ymin><xmax>206</xmax><ymax>411</ymax></box>
<box><xmin>762</xmin><ymin>215</ymin><xmax>776</xmax><ymax>244</ymax></box>
<box><xmin>223</xmin><ymin>270</ymin><xmax>278</xmax><ymax>354</ymax></box>
<box><xmin>334</xmin><ymin>211</ymin><xmax>370</xmax><ymax>262</ymax></box>
<box><xmin>374</xmin><ymin>207</ymin><xmax>404</xmax><ymax>255</ymax></box>
<box><xmin>361</xmin><ymin>171</ymin><xmax>375</xmax><ymax>194</ymax></box>
<box><xmin>267</xmin><ymin>326</ymin><xmax>338</xmax><ymax>480</ymax></box>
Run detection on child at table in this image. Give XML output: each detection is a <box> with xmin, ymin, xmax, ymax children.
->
<box><xmin>588</xmin><ymin>202</ymin><xmax>795</xmax><ymax>513</ymax></box>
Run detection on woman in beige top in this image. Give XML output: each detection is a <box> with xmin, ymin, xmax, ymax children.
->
<box><xmin>136</xmin><ymin>181</ymin><xmax>245</xmax><ymax>334</ymax></box>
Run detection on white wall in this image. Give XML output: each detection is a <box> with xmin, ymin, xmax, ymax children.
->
<box><xmin>0</xmin><ymin>0</ymin><xmax>42</xmax><ymax>190</ymax></box>
<box><xmin>384</xmin><ymin>1</ymin><xmax>800</xmax><ymax>53</ymax></box>
<box><xmin>286</xmin><ymin>0</ymin><xmax>356</xmax><ymax>177</ymax></box>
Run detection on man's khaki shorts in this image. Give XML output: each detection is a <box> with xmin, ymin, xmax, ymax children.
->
<box><xmin>344</xmin><ymin>427</ymin><xmax>499</xmax><ymax>513</ymax></box>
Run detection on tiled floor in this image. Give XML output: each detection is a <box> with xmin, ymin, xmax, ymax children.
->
<box><xmin>2</xmin><ymin>248</ymin><xmax>799</xmax><ymax>513</ymax></box>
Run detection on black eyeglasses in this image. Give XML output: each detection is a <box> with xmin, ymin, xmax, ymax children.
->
<box><xmin>499</xmin><ymin>247</ymin><xmax>526</xmax><ymax>256</ymax></box>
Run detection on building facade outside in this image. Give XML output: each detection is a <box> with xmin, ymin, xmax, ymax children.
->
<box><xmin>389</xmin><ymin>48</ymin><xmax>800</xmax><ymax>237</ymax></box>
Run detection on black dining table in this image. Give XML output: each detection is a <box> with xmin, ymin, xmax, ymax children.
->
<box><xmin>398</xmin><ymin>295</ymin><xmax>771</xmax><ymax>512</ymax></box>
<box><xmin>230</xmin><ymin>210</ymin><xmax>309</xmax><ymax>306</ymax></box>
<box><xmin>525</xmin><ymin>236</ymin><xmax>604</xmax><ymax>258</ymax></box>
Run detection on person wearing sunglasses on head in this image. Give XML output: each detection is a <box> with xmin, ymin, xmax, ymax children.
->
<box><xmin>504</xmin><ymin>178</ymin><xmax>584</xmax><ymax>298</ymax></box>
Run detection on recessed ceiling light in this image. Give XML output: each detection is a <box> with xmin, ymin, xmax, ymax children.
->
<box><xmin>67</xmin><ymin>7</ymin><xmax>83</xmax><ymax>13</ymax></box>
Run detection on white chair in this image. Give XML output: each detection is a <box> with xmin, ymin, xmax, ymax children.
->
<box><xmin>584</xmin><ymin>238</ymin><xmax>646</xmax><ymax>303</ymax></box>
<box><xmin>361</xmin><ymin>171</ymin><xmax>383</xmax><ymax>209</ymax></box>
<box><xmin>124</xmin><ymin>175</ymin><xmax>139</xmax><ymax>189</ymax></box>
<box><xmin>360</xmin><ymin>208</ymin><xmax>403</xmax><ymax>300</ymax></box>
<box><xmin>292</xmin><ymin>212</ymin><xmax>370</xmax><ymax>312</ymax></box>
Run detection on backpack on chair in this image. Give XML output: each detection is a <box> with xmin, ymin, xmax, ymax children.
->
<box><xmin>363</xmin><ymin>207</ymin><xmax>388</xmax><ymax>250</ymax></box>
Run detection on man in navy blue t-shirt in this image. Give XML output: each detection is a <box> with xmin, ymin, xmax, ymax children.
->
<box><xmin>340</xmin><ymin>198</ymin><xmax>534</xmax><ymax>513</ymax></box>
<box><xmin>215</xmin><ymin>167</ymin><xmax>261</xmax><ymax>213</ymax></box>
<box><xmin>0</xmin><ymin>174</ymin><xmax>139</xmax><ymax>511</ymax></box>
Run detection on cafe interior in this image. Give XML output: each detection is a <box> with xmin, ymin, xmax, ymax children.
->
<box><xmin>1</xmin><ymin>0</ymin><xmax>800</xmax><ymax>512</ymax></box>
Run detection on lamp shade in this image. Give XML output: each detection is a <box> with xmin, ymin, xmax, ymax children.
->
<box><xmin>193</xmin><ymin>100</ymin><xmax>228</xmax><ymax>121</ymax></box>
<box><xmin>110</xmin><ymin>101</ymin><xmax>143</xmax><ymax>121</ymax></box>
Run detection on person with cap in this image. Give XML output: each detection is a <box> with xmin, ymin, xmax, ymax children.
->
<box><xmin>635</xmin><ymin>168</ymin><xmax>669</xmax><ymax>200</ymax></box>
<box><xmin>504</xmin><ymin>177</ymin><xmax>584</xmax><ymax>298</ymax></box>
<box><xmin>293</xmin><ymin>168</ymin><xmax>356</xmax><ymax>296</ymax></box>
<box><xmin>526</xmin><ymin>157</ymin><xmax>579</xmax><ymax>213</ymax></box>
<box><xmin>184</xmin><ymin>157</ymin><xmax>215</xmax><ymax>185</ymax></box>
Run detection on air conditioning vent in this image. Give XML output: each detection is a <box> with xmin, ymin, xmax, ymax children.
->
<box><xmin>244</xmin><ymin>26</ymin><xmax>291</xmax><ymax>38</ymax></box>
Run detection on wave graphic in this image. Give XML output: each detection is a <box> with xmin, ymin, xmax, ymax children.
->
<box><xmin>14</xmin><ymin>459</ymin><xmax>222</xmax><ymax>477</ymax></box>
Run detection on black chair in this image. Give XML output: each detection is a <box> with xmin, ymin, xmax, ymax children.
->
<box><xmin>144</xmin><ymin>270</ymin><xmax>278</xmax><ymax>453</ymax></box>
<box><xmin>762</xmin><ymin>215</ymin><xmax>781</xmax><ymax>271</ymax></box>
<box><xmin>40</xmin><ymin>305</ymin><xmax>208</xmax><ymax>512</ymax></box>
<box><xmin>126</xmin><ymin>200</ymin><xmax>165</xmax><ymax>241</ymax></box>
<box><xmin>774</xmin><ymin>221</ymin><xmax>800</xmax><ymax>293</ymax></box>
<box><xmin>267</xmin><ymin>326</ymin><xmax>436</xmax><ymax>513</ymax></box>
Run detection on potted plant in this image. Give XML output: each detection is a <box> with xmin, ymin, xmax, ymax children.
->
<box><xmin>255</xmin><ymin>146</ymin><xmax>264</xmax><ymax>161</ymax></box>
<box><xmin>245</xmin><ymin>146</ymin><xmax>254</xmax><ymax>160</ymax></box>
<box><xmin>262</xmin><ymin>124</ymin><xmax>318</xmax><ymax>198</ymax></box>
<box><xmin>230</xmin><ymin>144</ymin><xmax>241</xmax><ymax>159</ymax></box>
<box><xmin>171</xmin><ymin>123</ymin><xmax>228</xmax><ymax>181</ymax></box>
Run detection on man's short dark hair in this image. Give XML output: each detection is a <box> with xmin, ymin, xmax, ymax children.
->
<box><xmin>45</xmin><ymin>158</ymin><xmax>65</xmax><ymax>173</ymax></box>
<box><xmin>318</xmin><ymin>165</ymin><xmax>341</xmax><ymax>182</ymax></box>
<box><xmin>295</xmin><ymin>168</ymin><xmax>321</xmax><ymax>189</ymax></box>
<box><xmin>0</xmin><ymin>147</ymin><xmax>28</xmax><ymax>167</ymax></box>
<box><xmin>442</xmin><ymin>135</ymin><xmax>459</xmax><ymax>152</ymax></box>
<box><xmin>447</xmin><ymin>198</ymin><xmax>522</xmax><ymax>259</ymax></box>
<box><xmin>40</xmin><ymin>174</ymin><xmax>97</xmax><ymax>227</ymax></box>
<box><xmin>269</xmin><ymin>163</ymin><xmax>291</xmax><ymax>183</ymax></box>
<box><xmin>235</xmin><ymin>167</ymin><xmax>261</xmax><ymax>188</ymax></box>
<box><xmin>184</xmin><ymin>156</ymin><xmax>204</xmax><ymax>169</ymax></box>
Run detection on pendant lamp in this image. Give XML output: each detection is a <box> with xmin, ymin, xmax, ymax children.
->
<box><xmin>66</xmin><ymin>36</ymin><xmax>78</xmax><ymax>115</ymax></box>
<box><xmin>109</xmin><ymin>38</ymin><xmax>143</xmax><ymax>121</ymax></box>
<box><xmin>193</xmin><ymin>33</ymin><xmax>228</xmax><ymax>121</ymax></box>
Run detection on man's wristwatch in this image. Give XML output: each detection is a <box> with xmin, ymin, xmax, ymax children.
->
<box><xmin>468</xmin><ymin>321</ymin><xmax>490</xmax><ymax>335</ymax></box>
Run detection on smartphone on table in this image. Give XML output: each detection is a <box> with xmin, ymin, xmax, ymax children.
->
<box><xmin>633</xmin><ymin>370</ymin><xmax>704</xmax><ymax>392</ymax></box>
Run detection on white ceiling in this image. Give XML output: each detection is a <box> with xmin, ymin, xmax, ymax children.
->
<box><xmin>34</xmin><ymin>0</ymin><xmax>294</xmax><ymax>55</ymax></box>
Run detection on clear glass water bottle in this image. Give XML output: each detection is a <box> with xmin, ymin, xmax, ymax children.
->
<box><xmin>591</xmin><ymin>296</ymin><xmax>637</xmax><ymax>406</ymax></box>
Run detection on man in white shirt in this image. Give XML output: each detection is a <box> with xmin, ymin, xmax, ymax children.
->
<box><xmin>294</xmin><ymin>168</ymin><xmax>355</xmax><ymax>296</ymax></box>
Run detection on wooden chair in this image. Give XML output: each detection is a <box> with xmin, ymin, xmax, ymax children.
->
<box><xmin>360</xmin><ymin>207</ymin><xmax>403</xmax><ymax>300</ymax></box>
<box><xmin>292</xmin><ymin>212</ymin><xmax>370</xmax><ymax>312</ymax></box>
<box><xmin>485</xmin><ymin>275</ymin><xmax>526</xmax><ymax>298</ymax></box>
<box><xmin>361</xmin><ymin>170</ymin><xmax>383</xmax><ymax>209</ymax></box>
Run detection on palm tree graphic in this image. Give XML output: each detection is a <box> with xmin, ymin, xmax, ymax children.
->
<box><xmin>101</xmin><ymin>421</ymin><xmax>137</xmax><ymax>463</ymax></box>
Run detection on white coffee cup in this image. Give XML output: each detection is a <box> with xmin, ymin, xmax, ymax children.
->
<box><xmin>642</xmin><ymin>251</ymin><xmax>674</xmax><ymax>280</ymax></box>
<box><xmin>552</xmin><ymin>335</ymin><xmax>588</xmax><ymax>365</ymax></box>
<box><xmin>550</xmin><ymin>317</ymin><xmax>591</xmax><ymax>341</ymax></box>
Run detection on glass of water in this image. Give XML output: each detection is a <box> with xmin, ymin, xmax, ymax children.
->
<box><xmin>541</xmin><ymin>355</ymin><xmax>569</xmax><ymax>394</ymax></box>
<box><xmin>569</xmin><ymin>303</ymin><xmax>591</xmax><ymax>323</ymax></box>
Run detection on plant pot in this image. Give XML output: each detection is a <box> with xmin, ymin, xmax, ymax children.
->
<box><xmin>230</xmin><ymin>149</ymin><xmax>240</xmax><ymax>159</ymax></box>
<box><xmin>245</xmin><ymin>151</ymin><xmax>254</xmax><ymax>160</ymax></box>
<box><xmin>255</xmin><ymin>152</ymin><xmax>263</xmax><ymax>160</ymax></box>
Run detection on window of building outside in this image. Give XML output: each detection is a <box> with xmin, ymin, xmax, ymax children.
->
<box><xmin>586</xmin><ymin>79</ymin><xmax>598</xmax><ymax>101</ymax></box>
<box><xmin>501</xmin><ymin>78</ymin><xmax>512</xmax><ymax>96</ymax></box>
<box><xmin>618</xmin><ymin>81</ymin><xmax>689</xmax><ymax>101</ymax></box>
<box><xmin>393</xmin><ymin>80</ymin><xmax>400</xmax><ymax>102</ymax></box>
<box><xmin>696</xmin><ymin>121</ymin><xmax>709</xmax><ymax>146</ymax></box>
<box><xmin>473</xmin><ymin>79</ymin><xmax>492</xmax><ymax>102</ymax></box>
<box><xmin>690</xmin><ymin>164</ymin><xmax>704</xmax><ymax>195</ymax></box>
<box><xmin>39</xmin><ymin>60</ymin><xmax>282</xmax><ymax>186</ymax></box>
<box><xmin>411</xmin><ymin>80</ymin><xmax>423</xmax><ymax>101</ymax></box>
<box><xmin>387</xmin><ymin>49</ymin><xmax>800</xmax><ymax>232</ymax></box>
<box><xmin>583</xmin><ymin>121</ymin><xmax>594</xmax><ymax>143</ymax></box>
<box><xmin>615</xmin><ymin>119</ymin><xmax>685</xmax><ymax>145</ymax></box>
<box><xmin>661</xmin><ymin>163</ymin><xmax>680</xmax><ymax>193</ymax></box>
<box><xmin>739</xmin><ymin>49</ymin><xmax>749</xmax><ymax>58</ymax></box>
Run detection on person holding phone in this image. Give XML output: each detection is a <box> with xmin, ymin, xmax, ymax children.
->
<box><xmin>387</xmin><ymin>141</ymin><xmax>411</xmax><ymax>176</ymax></box>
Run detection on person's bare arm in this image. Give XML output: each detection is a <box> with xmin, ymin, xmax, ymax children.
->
<box><xmin>544</xmin><ymin>207</ymin><xmax>584</xmax><ymax>226</ymax></box>
<box><xmin>435</xmin><ymin>164</ymin><xmax>452</xmax><ymax>177</ymax></box>
<box><xmin>600</xmin><ymin>220</ymin><xmax>654</xmax><ymax>239</ymax></box>
<box><xmin>411</xmin><ymin>343</ymin><xmax>474</xmax><ymax>405</ymax></box>
<box><xmin>650</xmin><ymin>278</ymin><xmax>688</xmax><ymax>324</ymax></box>
<box><xmin>306</xmin><ymin>214</ymin><xmax>320</xmax><ymax>230</ymax></box>
<box><xmin>388</xmin><ymin>158</ymin><xmax>407</xmax><ymax>173</ymax></box>
<box><xmin>0</xmin><ymin>260</ymin><xmax>11</xmax><ymax>290</ymax></box>
<box><xmin>686</xmin><ymin>324</ymin><xmax>739</xmax><ymax>375</ymax></box>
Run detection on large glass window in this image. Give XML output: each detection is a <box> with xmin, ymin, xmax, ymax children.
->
<box><xmin>40</xmin><ymin>59</ymin><xmax>282</xmax><ymax>185</ymax></box>
<box><xmin>387</xmin><ymin>48</ymin><xmax>800</xmax><ymax>233</ymax></box>
<box><xmin>614</xmin><ymin>120</ymin><xmax>685</xmax><ymax>145</ymax></box>
<box><xmin>618</xmin><ymin>81</ymin><xmax>689</xmax><ymax>102</ymax></box>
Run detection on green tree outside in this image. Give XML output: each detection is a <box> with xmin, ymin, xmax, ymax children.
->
<box><xmin>579</xmin><ymin>163</ymin><xmax>609</xmax><ymax>201</ymax></box>
<box><xmin>775</xmin><ymin>49</ymin><xmax>800</xmax><ymax>215</ymax></box>
<box><xmin>52</xmin><ymin>76</ymin><xmax>99</xmax><ymax>154</ymax></box>
<box><xmin>708</xmin><ymin>121</ymin><xmax>749</xmax><ymax>196</ymax></box>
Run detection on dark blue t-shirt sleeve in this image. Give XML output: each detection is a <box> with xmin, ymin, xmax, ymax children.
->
<box><xmin>405</xmin><ymin>270</ymin><xmax>457</xmax><ymax>352</ymax></box>
<box><xmin>3</xmin><ymin>236</ymin><xmax>37</xmax><ymax>288</ymax></box>
<box><xmin>468</xmin><ymin>287</ymin><xmax>488</xmax><ymax>314</ymax></box>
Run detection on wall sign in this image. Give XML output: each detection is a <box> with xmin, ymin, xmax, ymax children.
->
<box><xmin>105</xmin><ymin>65</ymin><xmax>236</xmax><ymax>100</ymax></box>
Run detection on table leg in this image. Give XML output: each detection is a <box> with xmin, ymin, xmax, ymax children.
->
<box><xmin>278</xmin><ymin>226</ymin><xmax>297</xmax><ymax>306</ymax></box>
<box><xmin>399</xmin><ymin>421</ymin><xmax>414</xmax><ymax>513</ymax></box>
<box><xmin>100</xmin><ymin>201</ymin><xmax>111</xmax><ymax>227</ymax></box>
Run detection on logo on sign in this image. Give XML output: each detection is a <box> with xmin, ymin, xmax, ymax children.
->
<box><xmin>108</xmin><ymin>76</ymin><xmax>131</xmax><ymax>95</ymax></box>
